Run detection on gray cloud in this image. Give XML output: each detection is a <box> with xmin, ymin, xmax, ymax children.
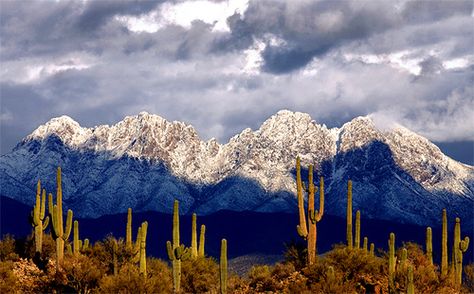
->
<box><xmin>0</xmin><ymin>0</ymin><xmax>473</xmax><ymax>165</ymax></box>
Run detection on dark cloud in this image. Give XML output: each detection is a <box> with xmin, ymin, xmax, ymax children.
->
<box><xmin>77</xmin><ymin>0</ymin><xmax>162</xmax><ymax>31</ymax></box>
<box><xmin>217</xmin><ymin>0</ymin><xmax>473</xmax><ymax>74</ymax></box>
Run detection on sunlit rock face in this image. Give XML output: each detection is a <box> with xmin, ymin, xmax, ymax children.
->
<box><xmin>1</xmin><ymin>110</ymin><xmax>472</xmax><ymax>226</ymax></box>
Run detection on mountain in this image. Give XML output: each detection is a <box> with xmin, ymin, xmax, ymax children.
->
<box><xmin>1</xmin><ymin>110</ymin><xmax>473</xmax><ymax>227</ymax></box>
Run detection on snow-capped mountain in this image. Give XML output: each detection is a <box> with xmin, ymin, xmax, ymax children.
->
<box><xmin>1</xmin><ymin>110</ymin><xmax>473</xmax><ymax>227</ymax></box>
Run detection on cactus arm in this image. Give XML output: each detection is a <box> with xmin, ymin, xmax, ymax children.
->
<box><xmin>460</xmin><ymin>237</ymin><xmax>469</xmax><ymax>252</ymax></box>
<box><xmin>83</xmin><ymin>239</ymin><xmax>89</xmax><ymax>250</ymax></box>
<box><xmin>316</xmin><ymin>176</ymin><xmax>324</xmax><ymax>220</ymax></box>
<box><xmin>40</xmin><ymin>189</ymin><xmax>46</xmax><ymax>219</ymax></box>
<box><xmin>43</xmin><ymin>216</ymin><xmax>50</xmax><ymax>230</ymax></box>
<box><xmin>166</xmin><ymin>241</ymin><xmax>175</xmax><ymax>260</ymax></box>
<box><xmin>48</xmin><ymin>193</ymin><xmax>53</xmax><ymax>215</ymax></box>
<box><xmin>63</xmin><ymin>209</ymin><xmax>73</xmax><ymax>240</ymax></box>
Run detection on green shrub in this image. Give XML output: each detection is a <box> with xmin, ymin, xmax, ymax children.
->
<box><xmin>181</xmin><ymin>256</ymin><xmax>219</xmax><ymax>293</ymax></box>
<box><xmin>99</xmin><ymin>258</ymin><xmax>172</xmax><ymax>294</ymax></box>
<box><xmin>0</xmin><ymin>235</ymin><xmax>19</xmax><ymax>261</ymax></box>
<box><xmin>0</xmin><ymin>260</ymin><xmax>18</xmax><ymax>293</ymax></box>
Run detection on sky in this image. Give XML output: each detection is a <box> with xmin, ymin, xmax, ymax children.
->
<box><xmin>0</xmin><ymin>0</ymin><xmax>473</xmax><ymax>164</ymax></box>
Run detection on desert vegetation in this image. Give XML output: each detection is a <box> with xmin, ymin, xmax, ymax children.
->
<box><xmin>1</xmin><ymin>163</ymin><xmax>472</xmax><ymax>293</ymax></box>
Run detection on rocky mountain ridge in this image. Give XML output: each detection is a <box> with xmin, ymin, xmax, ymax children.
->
<box><xmin>1</xmin><ymin>110</ymin><xmax>472</xmax><ymax>226</ymax></box>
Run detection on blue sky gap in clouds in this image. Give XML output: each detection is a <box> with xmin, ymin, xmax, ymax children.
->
<box><xmin>0</xmin><ymin>0</ymin><xmax>473</xmax><ymax>164</ymax></box>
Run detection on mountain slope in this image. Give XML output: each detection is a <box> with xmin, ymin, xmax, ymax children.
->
<box><xmin>1</xmin><ymin>110</ymin><xmax>472</xmax><ymax>226</ymax></box>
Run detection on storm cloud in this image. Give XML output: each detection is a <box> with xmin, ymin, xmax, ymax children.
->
<box><xmin>0</xmin><ymin>0</ymin><xmax>473</xmax><ymax>164</ymax></box>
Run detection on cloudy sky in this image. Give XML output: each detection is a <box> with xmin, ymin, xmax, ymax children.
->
<box><xmin>1</xmin><ymin>0</ymin><xmax>473</xmax><ymax>163</ymax></box>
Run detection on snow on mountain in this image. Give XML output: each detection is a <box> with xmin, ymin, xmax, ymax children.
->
<box><xmin>1</xmin><ymin>110</ymin><xmax>473</xmax><ymax>226</ymax></box>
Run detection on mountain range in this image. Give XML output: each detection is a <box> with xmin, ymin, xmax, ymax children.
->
<box><xmin>1</xmin><ymin>110</ymin><xmax>472</xmax><ymax>227</ymax></box>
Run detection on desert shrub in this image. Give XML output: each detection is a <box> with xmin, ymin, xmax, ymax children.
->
<box><xmin>0</xmin><ymin>235</ymin><xmax>19</xmax><ymax>261</ymax></box>
<box><xmin>99</xmin><ymin>258</ymin><xmax>172</xmax><ymax>294</ymax></box>
<box><xmin>464</xmin><ymin>263</ymin><xmax>474</xmax><ymax>293</ymax></box>
<box><xmin>181</xmin><ymin>256</ymin><xmax>219</xmax><ymax>293</ymax></box>
<box><xmin>60</xmin><ymin>254</ymin><xmax>106</xmax><ymax>293</ymax></box>
<box><xmin>0</xmin><ymin>260</ymin><xmax>18</xmax><ymax>293</ymax></box>
<box><xmin>324</xmin><ymin>245</ymin><xmax>387</xmax><ymax>293</ymax></box>
<box><xmin>284</xmin><ymin>241</ymin><xmax>307</xmax><ymax>271</ymax></box>
<box><xmin>11</xmin><ymin>258</ymin><xmax>47</xmax><ymax>293</ymax></box>
<box><xmin>228</xmin><ymin>273</ymin><xmax>249</xmax><ymax>293</ymax></box>
<box><xmin>246</xmin><ymin>265</ymin><xmax>279</xmax><ymax>292</ymax></box>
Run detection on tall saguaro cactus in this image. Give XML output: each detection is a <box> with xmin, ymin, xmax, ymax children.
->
<box><xmin>441</xmin><ymin>209</ymin><xmax>448</xmax><ymax>277</ymax></box>
<box><xmin>220</xmin><ymin>239</ymin><xmax>228</xmax><ymax>294</ymax></box>
<box><xmin>426</xmin><ymin>227</ymin><xmax>433</xmax><ymax>265</ymax></box>
<box><xmin>347</xmin><ymin>180</ymin><xmax>353</xmax><ymax>249</ymax></box>
<box><xmin>49</xmin><ymin>167</ymin><xmax>73</xmax><ymax>265</ymax></box>
<box><xmin>198</xmin><ymin>224</ymin><xmax>206</xmax><ymax>257</ymax></box>
<box><xmin>166</xmin><ymin>200</ymin><xmax>190</xmax><ymax>293</ymax></box>
<box><xmin>30</xmin><ymin>180</ymin><xmax>49</xmax><ymax>253</ymax></box>
<box><xmin>73</xmin><ymin>220</ymin><xmax>80</xmax><ymax>256</ymax></box>
<box><xmin>191</xmin><ymin>214</ymin><xmax>206</xmax><ymax>259</ymax></box>
<box><xmin>191</xmin><ymin>213</ymin><xmax>198</xmax><ymax>258</ymax></box>
<box><xmin>126</xmin><ymin>208</ymin><xmax>132</xmax><ymax>250</ymax></box>
<box><xmin>355</xmin><ymin>210</ymin><xmax>361</xmax><ymax>249</ymax></box>
<box><xmin>388</xmin><ymin>233</ymin><xmax>396</xmax><ymax>291</ymax></box>
<box><xmin>139</xmin><ymin>221</ymin><xmax>148</xmax><ymax>276</ymax></box>
<box><xmin>295</xmin><ymin>157</ymin><xmax>324</xmax><ymax>265</ymax></box>
<box><xmin>453</xmin><ymin>217</ymin><xmax>470</xmax><ymax>287</ymax></box>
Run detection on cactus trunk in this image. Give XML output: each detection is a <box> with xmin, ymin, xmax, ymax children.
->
<box><xmin>220</xmin><ymin>239</ymin><xmax>227</xmax><ymax>294</ymax></box>
<box><xmin>31</xmin><ymin>180</ymin><xmax>49</xmax><ymax>254</ymax></box>
<box><xmin>388</xmin><ymin>233</ymin><xmax>396</xmax><ymax>291</ymax></box>
<box><xmin>73</xmin><ymin>220</ymin><xmax>79</xmax><ymax>256</ymax></box>
<box><xmin>198</xmin><ymin>224</ymin><xmax>206</xmax><ymax>257</ymax></box>
<box><xmin>139</xmin><ymin>221</ymin><xmax>148</xmax><ymax>276</ymax></box>
<box><xmin>126</xmin><ymin>208</ymin><xmax>132</xmax><ymax>250</ymax></box>
<box><xmin>407</xmin><ymin>265</ymin><xmax>414</xmax><ymax>294</ymax></box>
<box><xmin>363</xmin><ymin>237</ymin><xmax>368</xmax><ymax>252</ymax></box>
<box><xmin>441</xmin><ymin>209</ymin><xmax>448</xmax><ymax>277</ymax></box>
<box><xmin>454</xmin><ymin>217</ymin><xmax>470</xmax><ymax>287</ymax></box>
<box><xmin>426</xmin><ymin>227</ymin><xmax>433</xmax><ymax>265</ymax></box>
<box><xmin>347</xmin><ymin>180</ymin><xmax>353</xmax><ymax>249</ymax></box>
<box><xmin>191</xmin><ymin>213</ymin><xmax>198</xmax><ymax>258</ymax></box>
<box><xmin>295</xmin><ymin>158</ymin><xmax>324</xmax><ymax>265</ymax></box>
<box><xmin>355</xmin><ymin>210</ymin><xmax>361</xmax><ymax>249</ymax></box>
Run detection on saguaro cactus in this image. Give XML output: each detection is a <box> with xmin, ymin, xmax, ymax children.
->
<box><xmin>126</xmin><ymin>208</ymin><xmax>132</xmax><ymax>250</ymax></box>
<box><xmin>220</xmin><ymin>239</ymin><xmax>227</xmax><ymax>294</ymax></box>
<box><xmin>426</xmin><ymin>227</ymin><xmax>433</xmax><ymax>265</ymax></box>
<box><xmin>441</xmin><ymin>209</ymin><xmax>448</xmax><ymax>277</ymax></box>
<box><xmin>355</xmin><ymin>210</ymin><xmax>361</xmax><ymax>249</ymax></box>
<box><xmin>30</xmin><ymin>180</ymin><xmax>49</xmax><ymax>253</ymax></box>
<box><xmin>139</xmin><ymin>221</ymin><xmax>148</xmax><ymax>276</ymax></box>
<box><xmin>347</xmin><ymin>180</ymin><xmax>353</xmax><ymax>249</ymax></box>
<box><xmin>363</xmin><ymin>237</ymin><xmax>368</xmax><ymax>252</ymax></box>
<box><xmin>49</xmin><ymin>167</ymin><xmax>73</xmax><ymax>265</ymax></box>
<box><xmin>198</xmin><ymin>224</ymin><xmax>206</xmax><ymax>257</ymax></box>
<box><xmin>166</xmin><ymin>200</ymin><xmax>190</xmax><ymax>293</ymax></box>
<box><xmin>388</xmin><ymin>233</ymin><xmax>396</xmax><ymax>290</ymax></box>
<box><xmin>407</xmin><ymin>265</ymin><xmax>414</xmax><ymax>294</ymax></box>
<box><xmin>295</xmin><ymin>158</ymin><xmax>324</xmax><ymax>265</ymax></box>
<box><xmin>73</xmin><ymin>220</ymin><xmax>80</xmax><ymax>256</ymax></box>
<box><xmin>453</xmin><ymin>217</ymin><xmax>470</xmax><ymax>287</ymax></box>
<box><xmin>370</xmin><ymin>243</ymin><xmax>375</xmax><ymax>256</ymax></box>
<box><xmin>191</xmin><ymin>213</ymin><xmax>198</xmax><ymax>258</ymax></box>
